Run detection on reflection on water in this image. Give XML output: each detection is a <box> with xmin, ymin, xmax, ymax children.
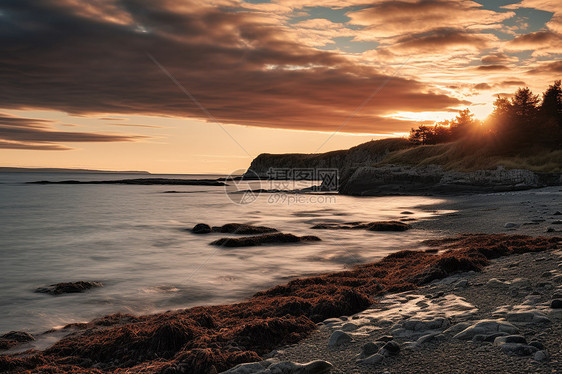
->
<box><xmin>0</xmin><ymin>172</ymin><xmax>451</xmax><ymax>339</ymax></box>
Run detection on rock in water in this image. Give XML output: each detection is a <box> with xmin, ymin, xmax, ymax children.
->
<box><xmin>210</xmin><ymin>233</ymin><xmax>321</xmax><ymax>247</ymax></box>
<box><xmin>550</xmin><ymin>299</ymin><xmax>562</xmax><ymax>309</ymax></box>
<box><xmin>192</xmin><ymin>223</ymin><xmax>212</xmax><ymax>234</ymax></box>
<box><xmin>211</xmin><ymin>223</ymin><xmax>278</xmax><ymax>234</ymax></box>
<box><xmin>35</xmin><ymin>281</ymin><xmax>103</xmax><ymax>295</ymax></box>
<box><xmin>311</xmin><ymin>221</ymin><xmax>410</xmax><ymax>232</ymax></box>
<box><xmin>366</xmin><ymin>221</ymin><xmax>410</xmax><ymax>231</ymax></box>
<box><xmin>192</xmin><ymin>223</ymin><xmax>278</xmax><ymax>235</ymax></box>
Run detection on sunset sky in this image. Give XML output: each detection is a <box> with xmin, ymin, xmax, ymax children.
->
<box><xmin>1</xmin><ymin>0</ymin><xmax>561</xmax><ymax>173</ymax></box>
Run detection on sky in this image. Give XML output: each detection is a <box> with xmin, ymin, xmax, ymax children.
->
<box><xmin>0</xmin><ymin>0</ymin><xmax>561</xmax><ymax>173</ymax></box>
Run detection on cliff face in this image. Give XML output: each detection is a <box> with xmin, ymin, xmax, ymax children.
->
<box><xmin>245</xmin><ymin>138</ymin><xmax>562</xmax><ymax>195</ymax></box>
<box><xmin>246</xmin><ymin>138</ymin><xmax>413</xmax><ymax>180</ymax></box>
<box><xmin>339</xmin><ymin>164</ymin><xmax>562</xmax><ymax>195</ymax></box>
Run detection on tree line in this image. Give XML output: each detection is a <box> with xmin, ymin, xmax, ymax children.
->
<box><xmin>409</xmin><ymin>81</ymin><xmax>562</xmax><ymax>151</ymax></box>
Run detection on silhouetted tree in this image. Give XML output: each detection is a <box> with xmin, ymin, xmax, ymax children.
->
<box><xmin>409</xmin><ymin>125</ymin><xmax>434</xmax><ymax>145</ymax></box>
<box><xmin>409</xmin><ymin>81</ymin><xmax>561</xmax><ymax>151</ymax></box>
<box><xmin>540</xmin><ymin>80</ymin><xmax>562</xmax><ymax>147</ymax></box>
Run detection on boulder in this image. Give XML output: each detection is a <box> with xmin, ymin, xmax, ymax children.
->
<box><xmin>510</xmin><ymin>278</ymin><xmax>532</xmax><ymax>289</ymax></box>
<box><xmin>499</xmin><ymin>343</ymin><xmax>538</xmax><ymax>356</ymax></box>
<box><xmin>381</xmin><ymin>341</ymin><xmax>400</xmax><ymax>355</ymax></box>
<box><xmin>506</xmin><ymin>311</ymin><xmax>550</xmax><ymax>324</ymax></box>
<box><xmin>453</xmin><ymin>320</ymin><xmax>519</xmax><ymax>340</ymax></box>
<box><xmin>493</xmin><ymin>335</ymin><xmax>527</xmax><ymax>346</ymax></box>
<box><xmin>360</xmin><ymin>342</ymin><xmax>380</xmax><ymax>357</ymax></box>
<box><xmin>192</xmin><ymin>223</ymin><xmax>212</xmax><ymax>234</ymax></box>
<box><xmin>486</xmin><ymin>278</ymin><xmax>509</xmax><ymax>288</ymax></box>
<box><xmin>328</xmin><ymin>330</ymin><xmax>353</xmax><ymax>347</ymax></box>
<box><xmin>366</xmin><ymin>221</ymin><xmax>410</xmax><ymax>232</ymax></box>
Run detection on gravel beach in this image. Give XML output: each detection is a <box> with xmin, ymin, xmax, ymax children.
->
<box><xmin>414</xmin><ymin>186</ymin><xmax>562</xmax><ymax>237</ymax></box>
<box><xmin>264</xmin><ymin>245</ymin><xmax>562</xmax><ymax>374</ymax></box>
<box><xmin>225</xmin><ymin>187</ymin><xmax>562</xmax><ymax>374</ymax></box>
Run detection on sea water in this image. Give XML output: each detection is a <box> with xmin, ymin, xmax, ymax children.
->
<box><xmin>0</xmin><ymin>172</ymin><xmax>450</xmax><ymax>340</ymax></box>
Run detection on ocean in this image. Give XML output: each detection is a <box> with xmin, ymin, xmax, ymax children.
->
<box><xmin>0</xmin><ymin>172</ymin><xmax>450</xmax><ymax>347</ymax></box>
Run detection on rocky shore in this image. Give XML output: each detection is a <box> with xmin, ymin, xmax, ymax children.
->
<box><xmin>262</xmin><ymin>241</ymin><xmax>562</xmax><ymax>373</ymax></box>
<box><xmin>1</xmin><ymin>234</ymin><xmax>560</xmax><ymax>374</ymax></box>
<box><xmin>338</xmin><ymin>165</ymin><xmax>562</xmax><ymax>196</ymax></box>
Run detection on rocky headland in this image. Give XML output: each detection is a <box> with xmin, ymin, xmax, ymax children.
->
<box><xmin>244</xmin><ymin>138</ymin><xmax>562</xmax><ymax>196</ymax></box>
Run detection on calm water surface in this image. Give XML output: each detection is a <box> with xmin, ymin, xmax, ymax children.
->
<box><xmin>0</xmin><ymin>172</ymin><xmax>452</xmax><ymax>346</ymax></box>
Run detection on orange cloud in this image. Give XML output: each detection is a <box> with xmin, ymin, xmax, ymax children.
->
<box><xmin>348</xmin><ymin>0</ymin><xmax>514</xmax><ymax>39</ymax></box>
<box><xmin>0</xmin><ymin>0</ymin><xmax>468</xmax><ymax>136</ymax></box>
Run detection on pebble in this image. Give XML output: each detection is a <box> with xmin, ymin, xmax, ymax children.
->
<box><xmin>499</xmin><ymin>343</ymin><xmax>538</xmax><ymax>356</ymax></box>
<box><xmin>382</xmin><ymin>341</ymin><xmax>400</xmax><ymax>355</ymax></box>
<box><xmin>341</xmin><ymin>322</ymin><xmax>358</xmax><ymax>331</ymax></box>
<box><xmin>360</xmin><ymin>342</ymin><xmax>380</xmax><ymax>357</ymax></box>
<box><xmin>534</xmin><ymin>350</ymin><xmax>549</xmax><ymax>361</ymax></box>
<box><xmin>529</xmin><ymin>341</ymin><xmax>545</xmax><ymax>350</ymax></box>
<box><xmin>486</xmin><ymin>278</ymin><xmax>509</xmax><ymax>288</ymax></box>
<box><xmin>360</xmin><ymin>353</ymin><xmax>384</xmax><ymax>365</ymax></box>
<box><xmin>493</xmin><ymin>335</ymin><xmax>527</xmax><ymax>345</ymax></box>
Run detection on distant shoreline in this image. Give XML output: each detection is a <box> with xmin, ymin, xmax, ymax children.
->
<box><xmin>0</xmin><ymin>167</ymin><xmax>151</xmax><ymax>174</ymax></box>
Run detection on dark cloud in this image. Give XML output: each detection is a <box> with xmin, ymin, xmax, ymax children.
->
<box><xmin>0</xmin><ymin>140</ymin><xmax>70</xmax><ymax>150</ymax></box>
<box><xmin>476</xmin><ymin>64</ymin><xmax>510</xmax><ymax>71</ymax></box>
<box><xmin>528</xmin><ymin>61</ymin><xmax>562</xmax><ymax>74</ymax></box>
<box><xmin>387</xmin><ymin>28</ymin><xmax>491</xmax><ymax>53</ymax></box>
<box><xmin>505</xmin><ymin>30</ymin><xmax>562</xmax><ymax>54</ymax></box>
<box><xmin>0</xmin><ymin>0</ymin><xmax>467</xmax><ymax>134</ymax></box>
<box><xmin>498</xmin><ymin>80</ymin><xmax>526</xmax><ymax>87</ymax></box>
<box><xmin>348</xmin><ymin>0</ymin><xmax>513</xmax><ymax>39</ymax></box>
<box><xmin>508</xmin><ymin>30</ymin><xmax>561</xmax><ymax>45</ymax></box>
<box><xmin>0</xmin><ymin>113</ymin><xmax>142</xmax><ymax>150</ymax></box>
<box><xmin>474</xmin><ymin>83</ymin><xmax>492</xmax><ymax>90</ymax></box>
<box><xmin>481</xmin><ymin>53</ymin><xmax>511</xmax><ymax>64</ymax></box>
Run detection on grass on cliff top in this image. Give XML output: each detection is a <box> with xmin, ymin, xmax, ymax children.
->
<box><xmin>379</xmin><ymin>140</ymin><xmax>562</xmax><ymax>173</ymax></box>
